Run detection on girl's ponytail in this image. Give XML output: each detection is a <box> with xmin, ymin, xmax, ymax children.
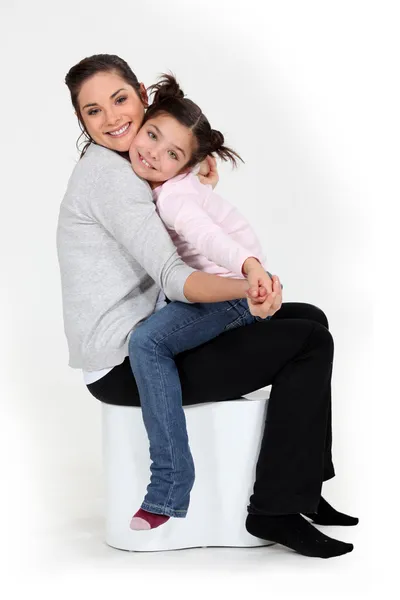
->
<box><xmin>147</xmin><ymin>73</ymin><xmax>184</xmax><ymax>106</ymax></box>
<box><xmin>210</xmin><ymin>129</ymin><xmax>243</xmax><ymax>168</ymax></box>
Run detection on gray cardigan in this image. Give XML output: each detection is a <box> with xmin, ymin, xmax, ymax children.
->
<box><xmin>57</xmin><ymin>144</ymin><xmax>194</xmax><ymax>371</ymax></box>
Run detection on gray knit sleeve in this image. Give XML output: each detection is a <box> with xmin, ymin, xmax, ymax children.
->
<box><xmin>86</xmin><ymin>158</ymin><xmax>195</xmax><ymax>302</ymax></box>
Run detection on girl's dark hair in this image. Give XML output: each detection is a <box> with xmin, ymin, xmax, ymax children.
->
<box><xmin>65</xmin><ymin>54</ymin><xmax>142</xmax><ymax>158</ymax></box>
<box><xmin>144</xmin><ymin>73</ymin><xmax>243</xmax><ymax>169</ymax></box>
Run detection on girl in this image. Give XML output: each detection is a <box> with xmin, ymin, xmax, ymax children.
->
<box><xmin>127</xmin><ymin>74</ymin><xmax>279</xmax><ymax>531</ymax></box>
<box><xmin>59</xmin><ymin>54</ymin><xmax>356</xmax><ymax>559</ymax></box>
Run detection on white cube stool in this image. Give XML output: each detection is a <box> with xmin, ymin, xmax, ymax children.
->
<box><xmin>102</xmin><ymin>389</ymin><xmax>273</xmax><ymax>551</ymax></box>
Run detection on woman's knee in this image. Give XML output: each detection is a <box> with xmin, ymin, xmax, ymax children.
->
<box><xmin>303</xmin><ymin>304</ymin><xmax>329</xmax><ymax>329</ymax></box>
<box><xmin>311</xmin><ymin>321</ymin><xmax>334</xmax><ymax>356</ymax></box>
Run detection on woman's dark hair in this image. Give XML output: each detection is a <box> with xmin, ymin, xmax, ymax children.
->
<box><xmin>65</xmin><ymin>54</ymin><xmax>142</xmax><ymax>158</ymax></box>
<box><xmin>144</xmin><ymin>73</ymin><xmax>243</xmax><ymax>169</ymax></box>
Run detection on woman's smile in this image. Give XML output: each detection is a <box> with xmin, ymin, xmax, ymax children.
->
<box><xmin>107</xmin><ymin>122</ymin><xmax>132</xmax><ymax>137</ymax></box>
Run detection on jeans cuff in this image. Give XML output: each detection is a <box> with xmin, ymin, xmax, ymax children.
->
<box><xmin>141</xmin><ymin>501</ymin><xmax>188</xmax><ymax>519</ymax></box>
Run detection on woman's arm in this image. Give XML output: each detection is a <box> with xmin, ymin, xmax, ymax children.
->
<box><xmin>184</xmin><ymin>271</ymin><xmax>249</xmax><ymax>303</ymax></box>
<box><xmin>196</xmin><ymin>155</ymin><xmax>219</xmax><ymax>188</ymax></box>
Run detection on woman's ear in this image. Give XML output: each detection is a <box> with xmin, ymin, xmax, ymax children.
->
<box><xmin>139</xmin><ymin>83</ymin><xmax>149</xmax><ymax>108</ymax></box>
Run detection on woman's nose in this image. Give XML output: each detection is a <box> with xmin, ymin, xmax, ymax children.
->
<box><xmin>105</xmin><ymin>108</ymin><xmax>121</xmax><ymax>126</ymax></box>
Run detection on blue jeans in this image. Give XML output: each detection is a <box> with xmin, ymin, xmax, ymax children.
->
<box><xmin>128</xmin><ymin>298</ymin><xmax>265</xmax><ymax>517</ymax></box>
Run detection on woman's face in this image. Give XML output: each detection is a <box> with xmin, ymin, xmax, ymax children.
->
<box><xmin>78</xmin><ymin>71</ymin><xmax>147</xmax><ymax>152</ymax></box>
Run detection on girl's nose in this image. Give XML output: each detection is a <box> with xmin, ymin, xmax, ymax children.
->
<box><xmin>147</xmin><ymin>146</ymin><xmax>158</xmax><ymax>160</ymax></box>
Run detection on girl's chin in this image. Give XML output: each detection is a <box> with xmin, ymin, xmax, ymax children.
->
<box><xmin>136</xmin><ymin>167</ymin><xmax>163</xmax><ymax>185</ymax></box>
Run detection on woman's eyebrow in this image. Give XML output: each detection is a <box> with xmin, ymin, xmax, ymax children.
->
<box><xmin>111</xmin><ymin>88</ymin><xmax>127</xmax><ymax>99</ymax></box>
<box><xmin>82</xmin><ymin>88</ymin><xmax>128</xmax><ymax>111</ymax></box>
<box><xmin>150</xmin><ymin>124</ymin><xmax>186</xmax><ymax>158</ymax></box>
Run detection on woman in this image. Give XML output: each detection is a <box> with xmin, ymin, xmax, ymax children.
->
<box><xmin>57</xmin><ymin>54</ymin><xmax>357</xmax><ymax>558</ymax></box>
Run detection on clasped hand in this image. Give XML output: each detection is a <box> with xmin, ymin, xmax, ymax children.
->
<box><xmin>246</xmin><ymin>266</ymin><xmax>283</xmax><ymax>319</ymax></box>
<box><xmin>196</xmin><ymin>158</ymin><xmax>282</xmax><ymax>318</ymax></box>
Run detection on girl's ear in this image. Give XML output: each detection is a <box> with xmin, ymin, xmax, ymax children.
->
<box><xmin>139</xmin><ymin>83</ymin><xmax>149</xmax><ymax>108</ymax></box>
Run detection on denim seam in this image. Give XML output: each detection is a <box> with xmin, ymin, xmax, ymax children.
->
<box><xmin>151</xmin><ymin>300</ymin><xmax>245</xmax><ymax>346</ymax></box>
<box><xmin>224</xmin><ymin>314</ymin><xmax>246</xmax><ymax>331</ymax></box>
<box><xmin>153</xmin><ymin>337</ymin><xmax>177</xmax><ymax>513</ymax></box>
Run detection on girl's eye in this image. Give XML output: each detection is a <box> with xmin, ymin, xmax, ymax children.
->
<box><xmin>88</xmin><ymin>108</ymin><xmax>100</xmax><ymax>116</ymax></box>
<box><xmin>168</xmin><ymin>150</ymin><xmax>178</xmax><ymax>160</ymax></box>
<box><xmin>116</xmin><ymin>96</ymin><xmax>127</xmax><ymax>104</ymax></box>
<box><xmin>148</xmin><ymin>131</ymin><xmax>156</xmax><ymax>140</ymax></box>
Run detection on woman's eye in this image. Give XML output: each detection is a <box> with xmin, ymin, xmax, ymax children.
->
<box><xmin>168</xmin><ymin>150</ymin><xmax>178</xmax><ymax>160</ymax></box>
<box><xmin>116</xmin><ymin>96</ymin><xmax>127</xmax><ymax>104</ymax></box>
<box><xmin>88</xmin><ymin>108</ymin><xmax>100</xmax><ymax>116</ymax></box>
<box><xmin>148</xmin><ymin>131</ymin><xmax>156</xmax><ymax>140</ymax></box>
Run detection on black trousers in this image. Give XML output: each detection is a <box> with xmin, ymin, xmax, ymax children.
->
<box><xmin>88</xmin><ymin>302</ymin><xmax>335</xmax><ymax>515</ymax></box>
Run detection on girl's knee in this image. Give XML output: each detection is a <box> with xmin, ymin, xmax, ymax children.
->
<box><xmin>187</xmin><ymin>467</ymin><xmax>195</xmax><ymax>492</ymax></box>
<box><xmin>129</xmin><ymin>323</ymin><xmax>157</xmax><ymax>353</ymax></box>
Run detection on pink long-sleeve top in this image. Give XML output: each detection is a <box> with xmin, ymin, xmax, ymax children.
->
<box><xmin>152</xmin><ymin>172</ymin><xmax>266</xmax><ymax>279</ymax></box>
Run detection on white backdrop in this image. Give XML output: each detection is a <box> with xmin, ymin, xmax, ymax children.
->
<box><xmin>0</xmin><ymin>0</ymin><xmax>397</xmax><ymax>597</ymax></box>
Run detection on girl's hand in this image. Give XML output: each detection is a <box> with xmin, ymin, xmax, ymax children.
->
<box><xmin>242</xmin><ymin>258</ymin><xmax>273</xmax><ymax>298</ymax></box>
<box><xmin>247</xmin><ymin>275</ymin><xmax>283</xmax><ymax>318</ymax></box>
<box><xmin>197</xmin><ymin>155</ymin><xmax>219</xmax><ymax>189</ymax></box>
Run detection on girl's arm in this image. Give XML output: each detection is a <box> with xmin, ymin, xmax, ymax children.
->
<box><xmin>158</xmin><ymin>191</ymin><xmax>266</xmax><ymax>280</ymax></box>
<box><xmin>87</xmin><ymin>163</ymin><xmax>255</xmax><ymax>304</ymax></box>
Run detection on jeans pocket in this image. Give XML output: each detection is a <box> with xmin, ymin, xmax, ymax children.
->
<box><xmin>224</xmin><ymin>299</ymin><xmax>258</xmax><ymax>332</ymax></box>
<box><xmin>224</xmin><ymin>313</ymin><xmax>247</xmax><ymax>332</ymax></box>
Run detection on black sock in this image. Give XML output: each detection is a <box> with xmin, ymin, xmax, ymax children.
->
<box><xmin>304</xmin><ymin>496</ymin><xmax>359</xmax><ymax>526</ymax></box>
<box><xmin>246</xmin><ymin>513</ymin><xmax>354</xmax><ymax>558</ymax></box>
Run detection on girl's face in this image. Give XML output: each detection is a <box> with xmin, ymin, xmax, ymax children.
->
<box><xmin>78</xmin><ymin>71</ymin><xmax>147</xmax><ymax>152</ymax></box>
<box><xmin>129</xmin><ymin>113</ymin><xmax>195</xmax><ymax>186</ymax></box>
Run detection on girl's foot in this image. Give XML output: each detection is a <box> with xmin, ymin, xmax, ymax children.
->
<box><xmin>303</xmin><ymin>496</ymin><xmax>359</xmax><ymax>526</ymax></box>
<box><xmin>245</xmin><ymin>513</ymin><xmax>354</xmax><ymax>558</ymax></box>
<box><xmin>130</xmin><ymin>508</ymin><xmax>170</xmax><ymax>530</ymax></box>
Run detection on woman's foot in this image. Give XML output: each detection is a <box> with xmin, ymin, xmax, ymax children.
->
<box><xmin>245</xmin><ymin>513</ymin><xmax>354</xmax><ymax>558</ymax></box>
<box><xmin>130</xmin><ymin>508</ymin><xmax>170</xmax><ymax>530</ymax></box>
<box><xmin>303</xmin><ymin>496</ymin><xmax>359</xmax><ymax>526</ymax></box>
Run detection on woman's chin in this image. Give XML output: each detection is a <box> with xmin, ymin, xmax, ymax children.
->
<box><xmin>105</xmin><ymin>131</ymin><xmax>136</xmax><ymax>152</ymax></box>
<box><xmin>109</xmin><ymin>138</ymin><xmax>133</xmax><ymax>152</ymax></box>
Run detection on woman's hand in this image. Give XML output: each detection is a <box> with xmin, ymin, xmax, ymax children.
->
<box><xmin>247</xmin><ymin>275</ymin><xmax>283</xmax><ymax>319</ymax></box>
<box><xmin>197</xmin><ymin>155</ymin><xmax>219</xmax><ymax>189</ymax></box>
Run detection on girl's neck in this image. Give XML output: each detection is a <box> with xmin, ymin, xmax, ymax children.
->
<box><xmin>148</xmin><ymin>169</ymin><xmax>189</xmax><ymax>190</ymax></box>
